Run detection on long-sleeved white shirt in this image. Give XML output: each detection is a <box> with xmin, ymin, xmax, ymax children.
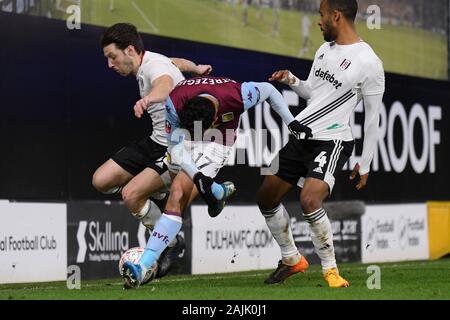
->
<box><xmin>289</xmin><ymin>40</ymin><xmax>385</xmax><ymax>175</ymax></box>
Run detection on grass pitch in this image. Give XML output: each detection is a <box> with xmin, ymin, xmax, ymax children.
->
<box><xmin>1</xmin><ymin>258</ymin><xmax>449</xmax><ymax>300</ymax></box>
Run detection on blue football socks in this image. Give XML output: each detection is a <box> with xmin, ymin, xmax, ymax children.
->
<box><xmin>139</xmin><ymin>213</ymin><xmax>182</xmax><ymax>270</ymax></box>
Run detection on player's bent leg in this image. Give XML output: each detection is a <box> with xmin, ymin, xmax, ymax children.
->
<box><xmin>166</xmin><ymin>170</ymin><xmax>196</xmax><ymax>213</ymax></box>
<box><xmin>124</xmin><ymin>211</ymin><xmax>183</xmax><ymax>288</ymax></box>
<box><xmin>123</xmin><ymin>172</ymin><xmax>193</xmax><ymax>287</ymax></box>
<box><xmin>122</xmin><ymin>167</ymin><xmax>166</xmax><ymax>217</ymax></box>
<box><xmin>256</xmin><ymin>175</ymin><xmax>308</xmax><ymax>284</ymax></box>
<box><xmin>151</xmin><ymin>172</ymin><xmax>195</xmax><ymax>279</ymax></box>
<box><xmin>122</xmin><ymin>169</ymin><xmax>187</xmax><ymax>281</ymax></box>
<box><xmin>149</xmin><ymin>170</ymin><xmax>173</xmax><ymax>212</ymax></box>
<box><xmin>300</xmin><ymin>178</ymin><xmax>349</xmax><ymax>288</ymax></box>
<box><xmin>188</xmin><ymin>141</ymin><xmax>235</xmax><ymax>217</ymax></box>
<box><xmin>92</xmin><ymin>159</ymin><xmax>133</xmax><ymax>194</ymax></box>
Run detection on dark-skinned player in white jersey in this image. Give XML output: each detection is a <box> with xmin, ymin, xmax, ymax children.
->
<box><xmin>257</xmin><ymin>0</ymin><xmax>385</xmax><ymax>287</ymax></box>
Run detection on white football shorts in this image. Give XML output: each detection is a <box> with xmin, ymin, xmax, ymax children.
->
<box><xmin>164</xmin><ymin>140</ymin><xmax>233</xmax><ymax>179</ymax></box>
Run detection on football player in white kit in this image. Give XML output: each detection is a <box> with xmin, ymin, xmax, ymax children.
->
<box><xmin>92</xmin><ymin>23</ymin><xmax>212</xmax><ymax>280</ymax></box>
<box><xmin>257</xmin><ymin>0</ymin><xmax>385</xmax><ymax>287</ymax></box>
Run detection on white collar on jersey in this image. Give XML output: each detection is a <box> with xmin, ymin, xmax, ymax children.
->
<box><xmin>330</xmin><ymin>39</ymin><xmax>364</xmax><ymax>47</ymax></box>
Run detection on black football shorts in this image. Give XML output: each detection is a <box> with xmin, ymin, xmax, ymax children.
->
<box><xmin>271</xmin><ymin>137</ymin><xmax>354</xmax><ymax>193</ymax></box>
<box><xmin>112</xmin><ymin>136</ymin><xmax>167</xmax><ymax>176</ymax></box>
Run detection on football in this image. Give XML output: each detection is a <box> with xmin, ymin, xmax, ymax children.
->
<box><xmin>118</xmin><ymin>247</ymin><xmax>158</xmax><ymax>285</ymax></box>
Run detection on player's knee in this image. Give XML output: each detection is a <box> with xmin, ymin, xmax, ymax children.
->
<box><xmin>300</xmin><ymin>192</ymin><xmax>322</xmax><ymax>213</ymax></box>
<box><xmin>121</xmin><ymin>185</ymin><xmax>141</xmax><ymax>211</ymax></box>
<box><xmin>121</xmin><ymin>185</ymin><xmax>132</xmax><ymax>202</ymax></box>
<box><xmin>92</xmin><ymin>170</ymin><xmax>109</xmax><ymax>193</ymax></box>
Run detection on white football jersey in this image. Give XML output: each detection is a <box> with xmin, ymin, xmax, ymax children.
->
<box><xmin>136</xmin><ymin>51</ymin><xmax>185</xmax><ymax>146</ymax></box>
<box><xmin>296</xmin><ymin>41</ymin><xmax>385</xmax><ymax>141</ymax></box>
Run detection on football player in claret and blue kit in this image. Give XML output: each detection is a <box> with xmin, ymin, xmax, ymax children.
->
<box><xmin>122</xmin><ymin>75</ymin><xmax>313</xmax><ymax>288</ymax></box>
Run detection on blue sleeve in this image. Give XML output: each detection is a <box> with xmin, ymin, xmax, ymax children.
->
<box><xmin>165</xmin><ymin>97</ymin><xmax>199</xmax><ymax>179</ymax></box>
<box><xmin>165</xmin><ymin>96</ymin><xmax>182</xmax><ymax>145</ymax></box>
<box><xmin>241</xmin><ymin>82</ymin><xmax>295</xmax><ymax>125</ymax></box>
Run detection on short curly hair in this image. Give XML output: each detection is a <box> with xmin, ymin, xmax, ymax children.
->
<box><xmin>178</xmin><ymin>96</ymin><xmax>216</xmax><ymax>139</ymax></box>
<box><xmin>100</xmin><ymin>23</ymin><xmax>144</xmax><ymax>54</ymax></box>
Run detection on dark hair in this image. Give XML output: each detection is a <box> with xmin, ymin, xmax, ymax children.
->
<box><xmin>178</xmin><ymin>97</ymin><xmax>216</xmax><ymax>138</ymax></box>
<box><xmin>100</xmin><ymin>23</ymin><xmax>144</xmax><ymax>54</ymax></box>
<box><xmin>326</xmin><ymin>0</ymin><xmax>358</xmax><ymax>22</ymax></box>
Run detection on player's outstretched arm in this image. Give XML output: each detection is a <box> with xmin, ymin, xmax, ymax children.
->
<box><xmin>269</xmin><ymin>69</ymin><xmax>312</xmax><ymax>100</ymax></box>
<box><xmin>269</xmin><ymin>69</ymin><xmax>296</xmax><ymax>85</ymax></box>
<box><xmin>242</xmin><ymin>81</ymin><xmax>312</xmax><ymax>139</ymax></box>
<box><xmin>134</xmin><ymin>75</ymin><xmax>174</xmax><ymax>118</ymax></box>
<box><xmin>170</xmin><ymin>58</ymin><xmax>212</xmax><ymax>76</ymax></box>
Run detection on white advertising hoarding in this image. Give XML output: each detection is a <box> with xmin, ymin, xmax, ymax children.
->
<box><xmin>0</xmin><ymin>202</ymin><xmax>67</xmax><ymax>283</ymax></box>
<box><xmin>191</xmin><ymin>205</ymin><xmax>281</xmax><ymax>274</ymax></box>
<box><xmin>362</xmin><ymin>204</ymin><xmax>429</xmax><ymax>263</ymax></box>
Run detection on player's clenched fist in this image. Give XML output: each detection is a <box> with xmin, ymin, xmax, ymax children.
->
<box><xmin>134</xmin><ymin>97</ymin><xmax>150</xmax><ymax>118</ymax></box>
<box><xmin>288</xmin><ymin>120</ymin><xmax>313</xmax><ymax>140</ymax></box>
<box><xmin>196</xmin><ymin>64</ymin><xmax>213</xmax><ymax>76</ymax></box>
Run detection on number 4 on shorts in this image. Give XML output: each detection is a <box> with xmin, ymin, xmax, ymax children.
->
<box><xmin>313</xmin><ymin>151</ymin><xmax>327</xmax><ymax>174</ymax></box>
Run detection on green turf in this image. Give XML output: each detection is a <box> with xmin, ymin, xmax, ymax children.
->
<box><xmin>68</xmin><ymin>0</ymin><xmax>447</xmax><ymax>80</ymax></box>
<box><xmin>1</xmin><ymin>258</ymin><xmax>449</xmax><ymax>300</ymax></box>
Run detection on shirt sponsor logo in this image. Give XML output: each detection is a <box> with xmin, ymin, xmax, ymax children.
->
<box><xmin>314</xmin><ymin>68</ymin><xmax>343</xmax><ymax>89</ymax></box>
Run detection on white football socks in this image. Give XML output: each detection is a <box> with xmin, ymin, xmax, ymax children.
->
<box><xmin>303</xmin><ymin>208</ymin><xmax>337</xmax><ymax>271</ymax></box>
<box><xmin>261</xmin><ymin>204</ymin><xmax>301</xmax><ymax>266</ymax></box>
<box><xmin>134</xmin><ymin>199</ymin><xmax>160</xmax><ymax>228</ymax></box>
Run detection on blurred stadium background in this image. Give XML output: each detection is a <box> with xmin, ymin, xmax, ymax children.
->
<box><xmin>0</xmin><ymin>0</ymin><xmax>449</xmax><ymax>300</ymax></box>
